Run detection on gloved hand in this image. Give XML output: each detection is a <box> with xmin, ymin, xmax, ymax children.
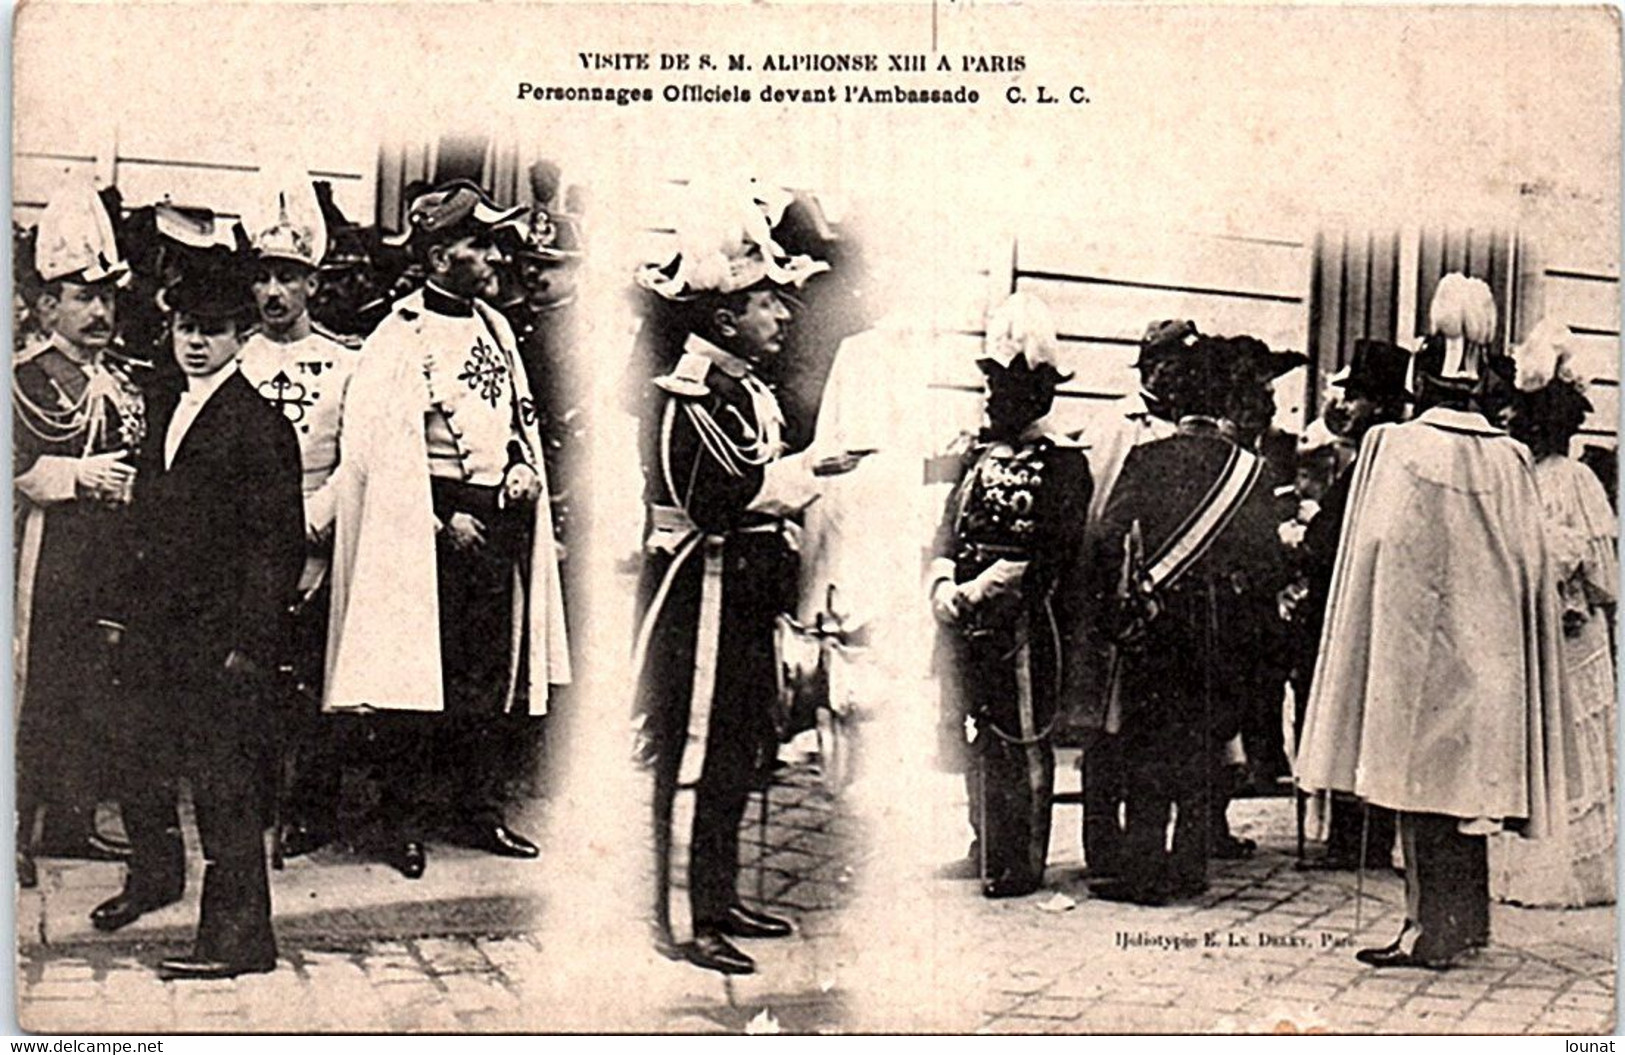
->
<box><xmin>440</xmin><ymin>511</ymin><xmax>488</xmax><ymax>552</ymax></box>
<box><xmin>929</xmin><ymin>579</ymin><xmax>964</xmax><ymax>625</ymax></box>
<box><xmin>956</xmin><ymin>559</ymin><xmax>1028</xmax><ymax>610</ymax></box>
<box><xmin>502</xmin><ymin>462</ymin><xmax>543</xmax><ymax>505</ymax></box>
<box><xmin>75</xmin><ymin>450</ymin><xmax>135</xmax><ymax>504</ymax></box>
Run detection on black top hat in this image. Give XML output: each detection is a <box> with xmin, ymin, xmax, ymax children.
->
<box><xmin>1332</xmin><ymin>338</ymin><xmax>1416</xmax><ymax>403</ymax></box>
<box><xmin>162</xmin><ymin>246</ymin><xmax>253</xmax><ymax>321</ymax></box>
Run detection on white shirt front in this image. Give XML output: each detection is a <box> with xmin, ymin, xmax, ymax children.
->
<box><xmin>165</xmin><ymin>364</ymin><xmax>237</xmax><ymax>470</ymax></box>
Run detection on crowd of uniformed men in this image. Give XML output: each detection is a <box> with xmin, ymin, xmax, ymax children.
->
<box><xmin>14</xmin><ymin>169</ymin><xmax>1614</xmax><ymax>985</ymax></box>
<box><xmin>623</xmin><ymin>183</ymin><xmax>1614</xmax><ymax>979</ymax></box>
<box><xmin>14</xmin><ymin>168</ymin><xmax>583</xmax><ymax>980</ymax></box>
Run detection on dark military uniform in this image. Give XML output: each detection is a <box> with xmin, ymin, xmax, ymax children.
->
<box><xmin>934</xmin><ymin>430</ymin><xmax>1092</xmax><ymax>895</ymax></box>
<box><xmin>633</xmin><ymin>337</ymin><xmax>802</xmax><ymax>938</ymax></box>
<box><xmin>1091</xmin><ymin>419</ymin><xmax>1283</xmax><ymax>901</ymax></box>
<box><xmin>13</xmin><ymin>342</ymin><xmax>147</xmax><ymax>853</ymax></box>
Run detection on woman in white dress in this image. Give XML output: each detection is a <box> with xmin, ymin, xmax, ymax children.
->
<box><xmin>1490</xmin><ymin>327</ymin><xmax>1616</xmax><ymax>909</ymax></box>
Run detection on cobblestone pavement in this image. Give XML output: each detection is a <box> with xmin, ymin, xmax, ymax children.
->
<box><xmin>917</xmin><ymin>754</ymin><xmax>1618</xmax><ymax>1036</ymax></box>
<box><xmin>17</xmin><ymin>753</ymin><xmax>1616</xmax><ymax>1034</ymax></box>
<box><xmin>17</xmin><ymin>764</ymin><xmax>856</xmax><ymax>1034</ymax></box>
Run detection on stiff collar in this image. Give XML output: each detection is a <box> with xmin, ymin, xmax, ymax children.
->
<box><xmin>682</xmin><ymin>333</ymin><xmax>754</xmax><ymax>379</ymax></box>
<box><xmin>1129</xmin><ymin>388</ymin><xmax>1174</xmax><ymax>423</ymax></box>
<box><xmin>1416</xmin><ymin>405</ymin><xmax>1505</xmax><ymax>437</ymax></box>
<box><xmin>182</xmin><ymin>362</ymin><xmax>238</xmax><ymax>403</ymax></box>
<box><xmin>422</xmin><ymin>282</ymin><xmax>475</xmax><ymax>318</ymax></box>
<box><xmin>45</xmin><ymin>331</ymin><xmax>100</xmax><ymax>368</ymax></box>
<box><xmin>1176</xmin><ymin>414</ymin><xmax>1238</xmax><ymax>443</ymax></box>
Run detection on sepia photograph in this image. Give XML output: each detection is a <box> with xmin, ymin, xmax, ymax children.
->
<box><xmin>8</xmin><ymin>1</ymin><xmax>1620</xmax><ymax>1036</ymax></box>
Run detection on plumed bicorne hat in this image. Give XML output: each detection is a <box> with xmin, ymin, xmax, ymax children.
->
<box><xmin>635</xmin><ymin>177</ymin><xmax>828</xmax><ymax>302</ymax></box>
<box><xmin>384</xmin><ymin>179</ymin><xmax>528</xmax><ymax>249</ymax></box>
<box><xmin>977</xmin><ymin>291</ymin><xmax>1073</xmax><ymax>387</ymax></box>
<box><xmin>34</xmin><ymin>172</ymin><xmax>128</xmax><ymax>286</ymax></box>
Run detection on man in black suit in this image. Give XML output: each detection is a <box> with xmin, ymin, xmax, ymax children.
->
<box><xmin>88</xmin><ymin>248</ymin><xmax>305</xmax><ymax>980</ymax></box>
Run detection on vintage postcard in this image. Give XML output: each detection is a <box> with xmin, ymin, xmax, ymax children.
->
<box><xmin>10</xmin><ymin>1</ymin><xmax>1619</xmax><ymax>1035</ymax></box>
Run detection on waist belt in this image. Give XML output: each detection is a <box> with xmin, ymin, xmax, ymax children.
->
<box><xmin>644</xmin><ymin>504</ymin><xmax>784</xmax><ymax>554</ymax></box>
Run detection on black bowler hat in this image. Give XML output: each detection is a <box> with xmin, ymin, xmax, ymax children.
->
<box><xmin>1331</xmin><ymin>338</ymin><xmax>1416</xmax><ymax>403</ymax></box>
<box><xmin>161</xmin><ymin>246</ymin><xmax>254</xmax><ymax>322</ymax></box>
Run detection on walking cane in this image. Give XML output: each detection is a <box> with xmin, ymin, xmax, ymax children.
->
<box><xmin>1355</xmin><ymin>801</ymin><xmax>1371</xmax><ymax>934</ymax></box>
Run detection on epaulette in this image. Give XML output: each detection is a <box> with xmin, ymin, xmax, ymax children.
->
<box><xmin>652</xmin><ymin>351</ymin><xmax>712</xmax><ymax>398</ymax></box>
<box><xmin>13</xmin><ymin>337</ymin><xmax>51</xmax><ymax>367</ymax></box>
<box><xmin>312</xmin><ymin>322</ymin><xmax>364</xmax><ymax>351</ymax></box>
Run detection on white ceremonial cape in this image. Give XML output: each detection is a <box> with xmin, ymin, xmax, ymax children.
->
<box><xmin>1296</xmin><ymin>407</ymin><xmax>1572</xmax><ymax>838</ymax></box>
<box><xmin>324</xmin><ymin>291</ymin><xmax>571</xmax><ymax>715</ymax></box>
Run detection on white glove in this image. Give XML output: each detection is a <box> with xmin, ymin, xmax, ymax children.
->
<box><xmin>956</xmin><ymin>559</ymin><xmax>1028</xmax><ymax>610</ymax></box>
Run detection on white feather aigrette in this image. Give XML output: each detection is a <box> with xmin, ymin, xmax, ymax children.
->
<box><xmin>1427</xmin><ymin>273</ymin><xmax>1498</xmax><ymax>379</ymax></box>
<box><xmin>1511</xmin><ymin>316</ymin><xmax>1577</xmax><ymax>393</ymax></box>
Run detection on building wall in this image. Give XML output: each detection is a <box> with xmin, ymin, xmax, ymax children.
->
<box><xmin>14</xmin><ymin>140</ymin><xmax>376</xmax><ymax>231</ymax></box>
<box><xmin>929</xmin><ymin>217</ymin><xmax>1315</xmax><ymax>445</ymax></box>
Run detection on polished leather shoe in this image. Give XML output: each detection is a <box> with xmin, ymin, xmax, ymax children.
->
<box><xmin>18</xmin><ymin>851</ymin><xmax>37</xmax><ymax>891</ymax></box>
<box><xmin>91</xmin><ymin>892</ymin><xmax>181</xmax><ymax>932</ymax></box>
<box><xmin>1211</xmin><ymin>835</ymin><xmax>1257</xmax><ymax>860</ymax></box>
<box><xmin>719</xmin><ymin>903</ymin><xmax>793</xmax><ymax>939</ymax></box>
<box><xmin>158</xmin><ymin>956</ymin><xmax>275</xmax><ymax>980</ymax></box>
<box><xmin>278</xmin><ymin>822</ymin><xmax>331</xmax><ymax>860</ymax></box>
<box><xmin>465</xmin><ymin>824</ymin><xmax>540</xmax><ymax>859</ymax></box>
<box><xmin>1355</xmin><ymin>945</ymin><xmax>1452</xmax><ymax>970</ymax></box>
<box><xmin>37</xmin><ymin>833</ymin><xmax>131</xmax><ymax>862</ymax></box>
<box><xmin>685</xmin><ymin>931</ymin><xmax>755</xmax><ymax>975</ymax></box>
<box><xmin>387</xmin><ymin>841</ymin><xmax>426</xmax><ymax>880</ymax></box>
<box><xmin>982</xmin><ymin>875</ymin><xmax>1041</xmax><ymax>899</ymax></box>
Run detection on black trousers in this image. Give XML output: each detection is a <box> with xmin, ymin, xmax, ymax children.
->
<box><xmin>115</xmin><ymin>667</ymin><xmax>276</xmax><ymax>967</ymax></box>
<box><xmin>966</xmin><ymin>736</ymin><xmax>1055</xmax><ymax>891</ymax></box>
<box><xmin>1400</xmin><ymin>812</ymin><xmax>1489</xmax><ymax>960</ymax></box>
<box><xmin>1081</xmin><ymin>735</ymin><xmax>1127</xmax><ymax>875</ymax></box>
<box><xmin>1118</xmin><ymin>727</ymin><xmax>1212</xmax><ymax>895</ymax></box>
<box><xmin>1326</xmin><ymin>795</ymin><xmax>1397</xmax><ymax>865</ymax></box>
<box><xmin>17</xmin><ymin>610</ymin><xmax>118</xmax><ymax>847</ymax></box>
<box><xmin>374</xmin><ymin>714</ymin><xmax>537</xmax><ymax>839</ymax></box>
<box><xmin>639</xmin><ymin>534</ymin><xmax>785</xmax><ymax>935</ymax></box>
<box><xmin>651</xmin><ymin>692</ymin><xmax>764</xmax><ymax>930</ymax></box>
<box><xmin>328</xmin><ymin>479</ymin><xmax>536</xmax><ymax>842</ymax></box>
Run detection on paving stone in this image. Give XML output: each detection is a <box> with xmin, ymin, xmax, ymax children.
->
<box><xmin>1004</xmin><ymin>996</ymin><xmax>1088</xmax><ymax>1021</ymax></box>
<box><xmin>17</xmin><ymin>791</ymin><xmax>1609</xmax><ymax>1034</ymax></box>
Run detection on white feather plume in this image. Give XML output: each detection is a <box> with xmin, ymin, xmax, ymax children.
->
<box><xmin>1512</xmin><ymin>316</ymin><xmax>1576</xmax><ymax>392</ymax></box>
<box><xmin>984</xmin><ymin>292</ymin><xmax>1059</xmax><ymax>369</ymax></box>
<box><xmin>1427</xmin><ymin>272</ymin><xmax>1497</xmax><ymax>345</ymax></box>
